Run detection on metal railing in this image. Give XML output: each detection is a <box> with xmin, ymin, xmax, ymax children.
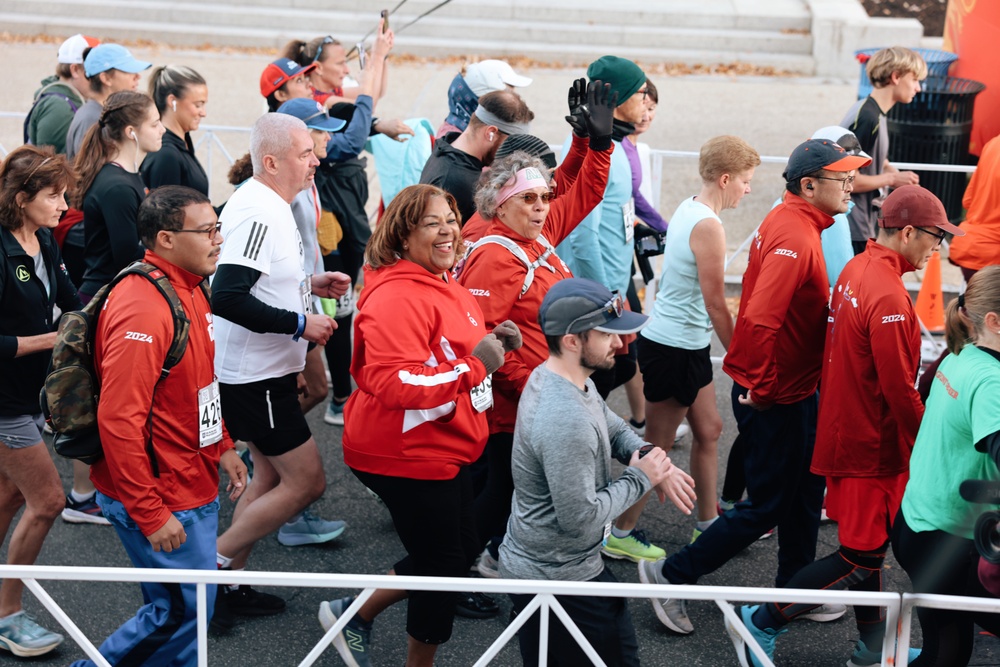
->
<box><xmin>0</xmin><ymin>563</ymin><xmax>930</xmax><ymax>667</ymax></box>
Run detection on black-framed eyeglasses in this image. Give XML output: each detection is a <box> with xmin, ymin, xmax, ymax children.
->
<box><xmin>565</xmin><ymin>291</ymin><xmax>624</xmax><ymax>334</ymax></box>
<box><xmin>915</xmin><ymin>226</ymin><xmax>947</xmax><ymax>244</ymax></box>
<box><xmin>313</xmin><ymin>35</ymin><xmax>336</xmax><ymax>64</ymax></box>
<box><xmin>813</xmin><ymin>174</ymin><xmax>856</xmax><ymax>191</ymax></box>
<box><xmin>173</xmin><ymin>222</ymin><xmax>222</xmax><ymax>241</ymax></box>
<box><xmin>513</xmin><ymin>191</ymin><xmax>553</xmax><ymax>205</ymax></box>
<box><xmin>637</xmin><ymin>88</ymin><xmax>649</xmax><ymax>100</ymax></box>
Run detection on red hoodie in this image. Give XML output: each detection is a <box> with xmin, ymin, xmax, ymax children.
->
<box><xmin>343</xmin><ymin>259</ymin><xmax>491</xmax><ymax>480</ymax></box>
<box><xmin>92</xmin><ymin>251</ymin><xmax>233</xmax><ymax>536</ymax></box>
<box><xmin>723</xmin><ymin>194</ymin><xmax>834</xmax><ymax>406</ymax></box>
<box><xmin>812</xmin><ymin>240</ymin><xmax>924</xmax><ymax>477</ymax></box>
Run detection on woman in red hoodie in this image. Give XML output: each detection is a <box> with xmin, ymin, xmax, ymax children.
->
<box><xmin>318</xmin><ymin>184</ymin><xmax>520</xmax><ymax>667</ymax></box>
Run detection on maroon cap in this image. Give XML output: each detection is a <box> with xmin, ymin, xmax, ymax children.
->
<box><xmin>879</xmin><ymin>185</ymin><xmax>965</xmax><ymax>236</ymax></box>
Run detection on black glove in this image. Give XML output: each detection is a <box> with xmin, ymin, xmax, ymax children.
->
<box><xmin>472</xmin><ymin>334</ymin><xmax>505</xmax><ymax>374</ymax></box>
<box><xmin>584</xmin><ymin>80</ymin><xmax>617</xmax><ymax>151</ymax></box>
<box><xmin>564</xmin><ymin>77</ymin><xmax>588</xmax><ymax>138</ymax></box>
<box><xmin>492</xmin><ymin>320</ymin><xmax>523</xmax><ymax>353</ymax></box>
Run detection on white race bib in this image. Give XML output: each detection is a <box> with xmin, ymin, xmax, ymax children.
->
<box><xmin>622</xmin><ymin>198</ymin><xmax>635</xmax><ymax>243</ymax></box>
<box><xmin>198</xmin><ymin>380</ymin><xmax>223</xmax><ymax>447</ymax></box>
<box><xmin>300</xmin><ymin>275</ymin><xmax>313</xmax><ymax>314</ymax></box>
<box><xmin>470</xmin><ymin>375</ymin><xmax>494</xmax><ymax>413</ymax></box>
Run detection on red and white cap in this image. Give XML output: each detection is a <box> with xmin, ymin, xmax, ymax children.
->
<box><xmin>58</xmin><ymin>34</ymin><xmax>101</xmax><ymax>65</ymax></box>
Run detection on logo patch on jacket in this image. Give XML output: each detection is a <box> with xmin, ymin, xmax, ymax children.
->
<box><xmin>773</xmin><ymin>248</ymin><xmax>798</xmax><ymax>259</ymax></box>
<box><xmin>124</xmin><ymin>331</ymin><xmax>154</xmax><ymax>343</ymax></box>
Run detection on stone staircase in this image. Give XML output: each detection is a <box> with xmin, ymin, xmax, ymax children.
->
<box><xmin>0</xmin><ymin>0</ymin><xmax>922</xmax><ymax>76</ymax></box>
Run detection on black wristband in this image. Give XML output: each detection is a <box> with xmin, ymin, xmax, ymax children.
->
<box><xmin>589</xmin><ymin>135</ymin><xmax>613</xmax><ymax>152</ymax></box>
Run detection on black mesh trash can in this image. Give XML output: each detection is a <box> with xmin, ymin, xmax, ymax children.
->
<box><xmin>887</xmin><ymin>77</ymin><xmax>986</xmax><ymax>222</ymax></box>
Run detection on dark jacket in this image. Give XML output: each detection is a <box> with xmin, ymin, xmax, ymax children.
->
<box><xmin>419</xmin><ymin>132</ymin><xmax>484</xmax><ymax>225</ymax></box>
<box><xmin>140</xmin><ymin>129</ymin><xmax>209</xmax><ymax>196</ymax></box>
<box><xmin>81</xmin><ymin>163</ymin><xmax>146</xmax><ymax>296</ymax></box>
<box><xmin>0</xmin><ymin>226</ymin><xmax>81</xmax><ymax>416</ymax></box>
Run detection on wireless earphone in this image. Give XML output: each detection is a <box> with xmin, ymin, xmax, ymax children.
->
<box><xmin>806</xmin><ymin>183</ymin><xmax>814</xmax><ymax>190</ymax></box>
<box><xmin>489</xmin><ymin>132</ymin><xmax>495</xmax><ymax>142</ymax></box>
<box><xmin>172</xmin><ymin>99</ymin><xmax>177</xmax><ymax>112</ymax></box>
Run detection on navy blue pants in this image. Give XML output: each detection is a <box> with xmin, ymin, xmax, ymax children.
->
<box><xmin>71</xmin><ymin>494</ymin><xmax>219</xmax><ymax>667</ymax></box>
<box><xmin>661</xmin><ymin>383</ymin><xmax>824</xmax><ymax>587</ymax></box>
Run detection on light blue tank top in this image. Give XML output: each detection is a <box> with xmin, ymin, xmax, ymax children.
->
<box><xmin>643</xmin><ymin>197</ymin><xmax>720</xmax><ymax>349</ymax></box>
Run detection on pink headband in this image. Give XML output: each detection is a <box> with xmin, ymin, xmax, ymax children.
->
<box><xmin>496</xmin><ymin>167</ymin><xmax>548</xmax><ymax>208</ymax></box>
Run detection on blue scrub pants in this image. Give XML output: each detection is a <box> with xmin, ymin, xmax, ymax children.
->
<box><xmin>70</xmin><ymin>494</ymin><xmax>219</xmax><ymax>667</ymax></box>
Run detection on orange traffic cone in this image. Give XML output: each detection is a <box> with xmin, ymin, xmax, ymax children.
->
<box><xmin>915</xmin><ymin>252</ymin><xmax>945</xmax><ymax>333</ymax></box>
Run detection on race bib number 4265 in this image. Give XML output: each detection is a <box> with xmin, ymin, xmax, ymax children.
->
<box><xmin>198</xmin><ymin>380</ymin><xmax>223</xmax><ymax>447</ymax></box>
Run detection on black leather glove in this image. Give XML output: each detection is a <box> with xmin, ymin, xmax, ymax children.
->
<box><xmin>472</xmin><ymin>334</ymin><xmax>505</xmax><ymax>374</ymax></box>
<box><xmin>492</xmin><ymin>320</ymin><xmax>523</xmax><ymax>353</ymax></box>
<box><xmin>564</xmin><ymin>77</ymin><xmax>588</xmax><ymax>138</ymax></box>
<box><xmin>584</xmin><ymin>80</ymin><xmax>617</xmax><ymax>151</ymax></box>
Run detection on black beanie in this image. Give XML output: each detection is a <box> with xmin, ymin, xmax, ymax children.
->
<box><xmin>496</xmin><ymin>134</ymin><xmax>557</xmax><ymax>170</ymax></box>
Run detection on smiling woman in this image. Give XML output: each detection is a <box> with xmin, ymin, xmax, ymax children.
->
<box><xmin>140</xmin><ymin>65</ymin><xmax>210</xmax><ymax>195</ymax></box>
<box><xmin>319</xmin><ymin>184</ymin><xmax>522</xmax><ymax>667</ymax></box>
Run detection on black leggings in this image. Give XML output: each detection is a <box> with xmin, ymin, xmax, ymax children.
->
<box><xmin>351</xmin><ymin>467</ymin><xmax>480</xmax><ymax>645</ymax></box>
<box><xmin>473</xmin><ymin>431</ymin><xmax>515</xmax><ymax>549</ymax></box>
<box><xmin>891</xmin><ymin>508</ymin><xmax>1000</xmax><ymax>666</ymax></box>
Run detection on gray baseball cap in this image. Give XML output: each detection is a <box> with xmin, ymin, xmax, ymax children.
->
<box><xmin>539</xmin><ymin>278</ymin><xmax>648</xmax><ymax>336</ymax></box>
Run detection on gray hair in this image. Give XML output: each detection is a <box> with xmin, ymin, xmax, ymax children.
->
<box><xmin>475</xmin><ymin>151</ymin><xmax>549</xmax><ymax>220</ymax></box>
<box><xmin>250</xmin><ymin>113</ymin><xmax>307</xmax><ymax>174</ymax></box>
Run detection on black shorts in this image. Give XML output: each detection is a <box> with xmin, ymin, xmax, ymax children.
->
<box><xmin>220</xmin><ymin>372</ymin><xmax>312</xmax><ymax>457</ymax></box>
<box><xmin>637</xmin><ymin>336</ymin><xmax>712</xmax><ymax>407</ymax></box>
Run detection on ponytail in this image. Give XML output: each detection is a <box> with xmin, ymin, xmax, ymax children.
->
<box><xmin>148</xmin><ymin>65</ymin><xmax>206</xmax><ymax>114</ymax></box>
<box><xmin>73</xmin><ymin>90</ymin><xmax>154</xmax><ymax>207</ymax></box>
<box><xmin>945</xmin><ymin>265</ymin><xmax>1000</xmax><ymax>355</ymax></box>
<box><xmin>281</xmin><ymin>39</ymin><xmax>311</xmax><ymax>67</ymax></box>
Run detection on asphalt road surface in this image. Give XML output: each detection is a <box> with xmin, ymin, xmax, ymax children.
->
<box><xmin>9</xmin><ymin>357</ymin><xmax>1000</xmax><ymax>666</ymax></box>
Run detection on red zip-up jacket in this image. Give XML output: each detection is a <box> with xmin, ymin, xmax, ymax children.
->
<box><xmin>457</xmin><ymin>139</ymin><xmax>613</xmax><ymax>433</ymax></box>
<box><xmin>343</xmin><ymin>260</ymin><xmax>490</xmax><ymax>480</ymax></box>
<box><xmin>92</xmin><ymin>251</ymin><xmax>233</xmax><ymax>536</ymax></box>
<box><xmin>812</xmin><ymin>240</ymin><xmax>924</xmax><ymax>477</ymax></box>
<box><xmin>723</xmin><ymin>194</ymin><xmax>834</xmax><ymax>406</ymax></box>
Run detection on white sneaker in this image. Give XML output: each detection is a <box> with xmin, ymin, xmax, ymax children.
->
<box><xmin>476</xmin><ymin>548</ymin><xmax>500</xmax><ymax>579</ymax></box>
<box><xmin>675</xmin><ymin>423</ymin><xmax>691</xmax><ymax>442</ymax></box>
<box><xmin>637</xmin><ymin>560</ymin><xmax>693</xmax><ymax>634</ymax></box>
<box><xmin>798</xmin><ymin>603</ymin><xmax>846</xmax><ymax>623</ymax></box>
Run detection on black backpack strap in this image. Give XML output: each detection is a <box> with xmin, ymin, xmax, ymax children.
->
<box><xmin>23</xmin><ymin>91</ymin><xmax>81</xmax><ymax>144</ymax></box>
<box><xmin>97</xmin><ymin>261</ymin><xmax>194</xmax><ymax>478</ymax></box>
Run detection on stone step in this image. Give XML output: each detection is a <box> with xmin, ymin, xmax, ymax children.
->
<box><xmin>7</xmin><ymin>0</ymin><xmax>813</xmax><ymax>55</ymax></box>
<box><xmin>0</xmin><ymin>9</ymin><xmax>816</xmax><ymax>72</ymax></box>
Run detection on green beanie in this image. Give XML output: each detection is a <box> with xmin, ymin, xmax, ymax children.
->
<box><xmin>587</xmin><ymin>56</ymin><xmax>645</xmax><ymax>107</ymax></box>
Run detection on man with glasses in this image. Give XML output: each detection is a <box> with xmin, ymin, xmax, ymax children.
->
<box><xmin>728</xmin><ymin>184</ymin><xmax>963</xmax><ymax>667</ymax></box>
<box><xmin>79</xmin><ymin>186</ymin><xmax>247</xmax><ymax>666</ymax></box>
<box><xmin>640</xmin><ymin>139</ymin><xmax>871</xmax><ymax>638</ymax></box>
<box><xmin>500</xmin><ymin>277</ymin><xmax>695</xmax><ymax>667</ymax></box>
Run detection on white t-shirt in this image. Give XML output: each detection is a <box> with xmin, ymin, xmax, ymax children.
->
<box><xmin>213</xmin><ymin>178</ymin><xmax>309</xmax><ymax>384</ymax></box>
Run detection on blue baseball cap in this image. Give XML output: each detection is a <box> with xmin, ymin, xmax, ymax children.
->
<box><xmin>539</xmin><ymin>278</ymin><xmax>648</xmax><ymax>336</ymax></box>
<box><xmin>84</xmin><ymin>44</ymin><xmax>152</xmax><ymax>78</ymax></box>
<box><xmin>276</xmin><ymin>98</ymin><xmax>346</xmax><ymax>133</ymax></box>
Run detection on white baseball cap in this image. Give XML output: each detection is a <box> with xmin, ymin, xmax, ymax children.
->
<box><xmin>463</xmin><ymin>60</ymin><xmax>532</xmax><ymax>97</ymax></box>
<box><xmin>57</xmin><ymin>34</ymin><xmax>101</xmax><ymax>65</ymax></box>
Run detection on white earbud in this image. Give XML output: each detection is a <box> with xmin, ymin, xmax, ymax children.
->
<box><xmin>489</xmin><ymin>132</ymin><xmax>495</xmax><ymax>142</ymax></box>
<box><xmin>129</xmin><ymin>131</ymin><xmax>136</xmax><ymax>140</ymax></box>
<box><xmin>171</xmin><ymin>99</ymin><xmax>177</xmax><ymax>112</ymax></box>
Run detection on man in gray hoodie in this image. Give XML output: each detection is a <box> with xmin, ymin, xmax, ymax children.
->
<box><xmin>499</xmin><ymin>277</ymin><xmax>696</xmax><ymax>667</ymax></box>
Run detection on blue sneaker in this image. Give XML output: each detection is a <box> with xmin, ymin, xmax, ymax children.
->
<box><xmin>61</xmin><ymin>493</ymin><xmax>110</xmax><ymax>525</ymax></box>
<box><xmin>0</xmin><ymin>611</ymin><xmax>63</xmax><ymax>657</ymax></box>
<box><xmin>277</xmin><ymin>510</ymin><xmax>346</xmax><ymax>546</ymax></box>
<box><xmin>318</xmin><ymin>596</ymin><xmax>371</xmax><ymax>667</ymax></box>
<box><xmin>847</xmin><ymin>639</ymin><xmax>921</xmax><ymax>667</ymax></box>
<box><xmin>727</xmin><ymin>604</ymin><xmax>786</xmax><ymax>667</ymax></box>
<box><xmin>324</xmin><ymin>400</ymin><xmax>346</xmax><ymax>426</ymax></box>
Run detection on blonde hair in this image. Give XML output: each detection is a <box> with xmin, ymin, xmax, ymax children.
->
<box><xmin>699</xmin><ymin>135</ymin><xmax>761</xmax><ymax>183</ymax></box>
<box><xmin>365</xmin><ymin>185</ymin><xmax>462</xmax><ymax>270</ymax></box>
<box><xmin>944</xmin><ymin>265</ymin><xmax>1000</xmax><ymax>355</ymax></box>
<box><xmin>867</xmin><ymin>47</ymin><xmax>928</xmax><ymax>88</ymax></box>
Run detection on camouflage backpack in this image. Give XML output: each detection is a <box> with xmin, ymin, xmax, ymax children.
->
<box><xmin>40</xmin><ymin>261</ymin><xmax>210</xmax><ymax>466</ymax></box>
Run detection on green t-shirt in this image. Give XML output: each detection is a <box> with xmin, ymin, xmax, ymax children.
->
<box><xmin>902</xmin><ymin>345</ymin><xmax>1000</xmax><ymax>539</ymax></box>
